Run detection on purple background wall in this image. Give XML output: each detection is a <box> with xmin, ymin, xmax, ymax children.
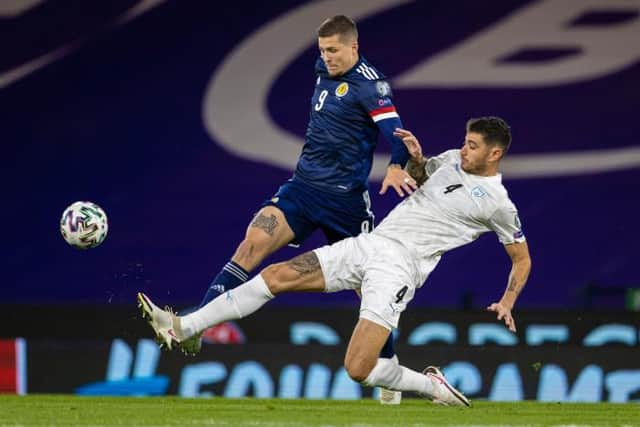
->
<box><xmin>2</xmin><ymin>0</ymin><xmax>639</xmax><ymax>308</ymax></box>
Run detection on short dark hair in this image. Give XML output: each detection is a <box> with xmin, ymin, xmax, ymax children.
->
<box><xmin>466</xmin><ymin>116</ymin><xmax>512</xmax><ymax>154</ymax></box>
<box><xmin>317</xmin><ymin>15</ymin><xmax>358</xmax><ymax>41</ymax></box>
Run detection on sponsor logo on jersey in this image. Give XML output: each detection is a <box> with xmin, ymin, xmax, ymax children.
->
<box><xmin>378</xmin><ymin>98</ymin><xmax>392</xmax><ymax>107</ymax></box>
<box><xmin>376</xmin><ymin>80</ymin><xmax>391</xmax><ymax>97</ymax></box>
<box><xmin>335</xmin><ymin>82</ymin><xmax>349</xmax><ymax>97</ymax></box>
<box><xmin>513</xmin><ymin>230</ymin><xmax>524</xmax><ymax>239</ymax></box>
<box><xmin>271</xmin><ymin>197</ymin><xmax>279</xmax><ymax>203</ymax></box>
<box><xmin>471</xmin><ymin>186</ymin><xmax>487</xmax><ymax>197</ymax></box>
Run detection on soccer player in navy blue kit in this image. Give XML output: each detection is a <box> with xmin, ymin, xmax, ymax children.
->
<box><xmin>183</xmin><ymin>15</ymin><xmax>417</xmax><ymax>404</ymax></box>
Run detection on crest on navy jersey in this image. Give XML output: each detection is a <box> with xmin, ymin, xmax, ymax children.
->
<box><xmin>376</xmin><ymin>80</ymin><xmax>391</xmax><ymax>97</ymax></box>
<box><xmin>335</xmin><ymin>82</ymin><xmax>349</xmax><ymax>97</ymax></box>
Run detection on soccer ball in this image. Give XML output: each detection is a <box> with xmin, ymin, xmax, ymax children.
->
<box><xmin>60</xmin><ymin>201</ymin><xmax>109</xmax><ymax>249</ymax></box>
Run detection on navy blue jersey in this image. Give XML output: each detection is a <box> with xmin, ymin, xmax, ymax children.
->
<box><xmin>294</xmin><ymin>56</ymin><xmax>405</xmax><ymax>194</ymax></box>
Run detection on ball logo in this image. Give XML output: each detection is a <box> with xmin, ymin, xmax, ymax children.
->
<box><xmin>60</xmin><ymin>201</ymin><xmax>108</xmax><ymax>249</ymax></box>
<box><xmin>335</xmin><ymin>82</ymin><xmax>349</xmax><ymax>97</ymax></box>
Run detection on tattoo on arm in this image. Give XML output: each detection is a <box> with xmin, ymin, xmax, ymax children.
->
<box><xmin>507</xmin><ymin>276</ymin><xmax>520</xmax><ymax>295</ymax></box>
<box><xmin>251</xmin><ymin>213</ymin><xmax>278</xmax><ymax>236</ymax></box>
<box><xmin>406</xmin><ymin>158</ymin><xmax>427</xmax><ymax>186</ymax></box>
<box><xmin>287</xmin><ymin>252</ymin><xmax>321</xmax><ymax>276</ymax></box>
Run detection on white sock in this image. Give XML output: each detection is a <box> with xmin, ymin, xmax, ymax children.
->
<box><xmin>180</xmin><ymin>274</ymin><xmax>274</xmax><ymax>337</ymax></box>
<box><xmin>363</xmin><ymin>358</ymin><xmax>434</xmax><ymax>396</ymax></box>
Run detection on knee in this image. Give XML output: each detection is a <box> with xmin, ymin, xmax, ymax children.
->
<box><xmin>261</xmin><ymin>263</ymin><xmax>290</xmax><ymax>295</ymax></box>
<box><xmin>344</xmin><ymin>356</ymin><xmax>375</xmax><ymax>383</ymax></box>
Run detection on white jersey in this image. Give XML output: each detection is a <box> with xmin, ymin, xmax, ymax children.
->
<box><xmin>373</xmin><ymin>149</ymin><xmax>525</xmax><ymax>285</ymax></box>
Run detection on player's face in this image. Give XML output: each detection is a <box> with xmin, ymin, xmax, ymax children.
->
<box><xmin>318</xmin><ymin>34</ymin><xmax>358</xmax><ymax>77</ymax></box>
<box><xmin>460</xmin><ymin>132</ymin><xmax>502</xmax><ymax>175</ymax></box>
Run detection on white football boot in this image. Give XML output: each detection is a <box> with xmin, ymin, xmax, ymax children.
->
<box><xmin>423</xmin><ymin>366</ymin><xmax>471</xmax><ymax>407</ymax></box>
<box><xmin>137</xmin><ymin>292</ymin><xmax>185</xmax><ymax>350</ymax></box>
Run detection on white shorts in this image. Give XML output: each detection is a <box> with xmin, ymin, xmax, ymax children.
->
<box><xmin>314</xmin><ymin>233</ymin><xmax>419</xmax><ymax>330</ymax></box>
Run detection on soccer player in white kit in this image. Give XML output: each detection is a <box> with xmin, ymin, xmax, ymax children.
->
<box><xmin>138</xmin><ymin>116</ymin><xmax>531</xmax><ymax>406</ymax></box>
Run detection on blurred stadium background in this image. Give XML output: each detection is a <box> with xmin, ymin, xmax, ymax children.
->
<box><xmin>1</xmin><ymin>0</ymin><xmax>639</xmax><ymax>403</ymax></box>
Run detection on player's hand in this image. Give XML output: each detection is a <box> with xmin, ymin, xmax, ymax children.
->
<box><xmin>380</xmin><ymin>165</ymin><xmax>417</xmax><ymax>197</ymax></box>
<box><xmin>394</xmin><ymin>128</ymin><xmax>424</xmax><ymax>162</ymax></box>
<box><xmin>487</xmin><ymin>302</ymin><xmax>517</xmax><ymax>332</ymax></box>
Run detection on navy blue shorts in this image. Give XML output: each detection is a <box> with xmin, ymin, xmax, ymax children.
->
<box><xmin>261</xmin><ymin>179</ymin><xmax>375</xmax><ymax>245</ymax></box>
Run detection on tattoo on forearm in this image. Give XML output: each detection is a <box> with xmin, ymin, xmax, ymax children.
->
<box><xmin>287</xmin><ymin>252</ymin><xmax>320</xmax><ymax>276</ymax></box>
<box><xmin>507</xmin><ymin>276</ymin><xmax>520</xmax><ymax>295</ymax></box>
<box><xmin>406</xmin><ymin>158</ymin><xmax>427</xmax><ymax>186</ymax></box>
<box><xmin>251</xmin><ymin>213</ymin><xmax>278</xmax><ymax>236</ymax></box>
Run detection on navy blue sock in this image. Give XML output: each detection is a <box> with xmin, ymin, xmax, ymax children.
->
<box><xmin>198</xmin><ymin>261</ymin><xmax>249</xmax><ymax>308</ymax></box>
<box><xmin>379</xmin><ymin>331</ymin><xmax>396</xmax><ymax>359</ymax></box>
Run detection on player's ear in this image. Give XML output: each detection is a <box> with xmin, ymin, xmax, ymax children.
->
<box><xmin>489</xmin><ymin>147</ymin><xmax>503</xmax><ymax>162</ymax></box>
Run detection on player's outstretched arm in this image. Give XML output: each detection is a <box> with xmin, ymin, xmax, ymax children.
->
<box><xmin>394</xmin><ymin>128</ymin><xmax>428</xmax><ymax>186</ymax></box>
<box><xmin>487</xmin><ymin>241</ymin><xmax>531</xmax><ymax>332</ymax></box>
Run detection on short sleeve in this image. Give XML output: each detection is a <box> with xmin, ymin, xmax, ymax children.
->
<box><xmin>488</xmin><ymin>203</ymin><xmax>526</xmax><ymax>245</ymax></box>
<box><xmin>358</xmin><ymin>80</ymin><xmax>400</xmax><ymax>123</ymax></box>
<box><xmin>425</xmin><ymin>149</ymin><xmax>459</xmax><ymax>177</ymax></box>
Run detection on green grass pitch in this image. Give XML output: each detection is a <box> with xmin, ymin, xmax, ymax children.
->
<box><xmin>1</xmin><ymin>395</ymin><xmax>637</xmax><ymax>426</ymax></box>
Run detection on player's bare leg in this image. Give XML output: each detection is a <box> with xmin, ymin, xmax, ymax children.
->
<box><xmin>346</xmin><ymin>318</ymin><xmax>470</xmax><ymax>407</ymax></box>
<box><xmin>181</xmin><ymin>206</ymin><xmax>295</xmax><ymax>354</ymax></box>
<box><xmin>262</xmin><ymin>251</ymin><xmax>326</xmax><ymax>294</ymax></box>
<box><xmin>352</xmin><ymin>289</ymin><xmax>401</xmax><ymax>404</ymax></box>
<box><xmin>344</xmin><ymin>318</ymin><xmax>390</xmax><ymax>383</ymax></box>
<box><xmin>232</xmin><ymin>206</ymin><xmax>296</xmax><ymax>271</ymax></box>
<box><xmin>198</xmin><ymin>205</ymin><xmax>294</xmax><ymax>305</ymax></box>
